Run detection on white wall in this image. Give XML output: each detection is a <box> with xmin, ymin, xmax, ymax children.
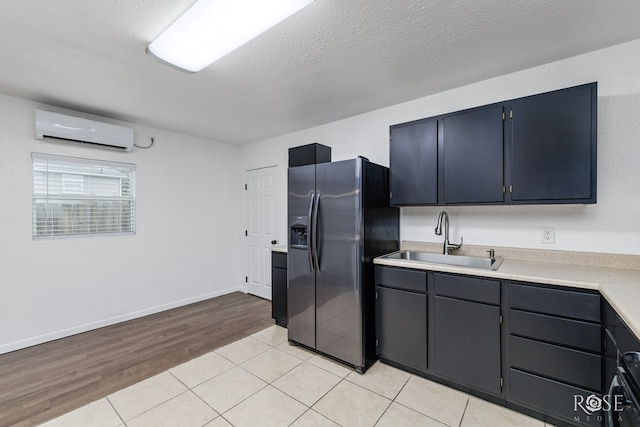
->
<box><xmin>0</xmin><ymin>94</ymin><xmax>242</xmax><ymax>354</ymax></box>
<box><xmin>4</xmin><ymin>38</ymin><xmax>640</xmax><ymax>354</ymax></box>
<box><xmin>239</xmin><ymin>38</ymin><xmax>640</xmax><ymax>256</ymax></box>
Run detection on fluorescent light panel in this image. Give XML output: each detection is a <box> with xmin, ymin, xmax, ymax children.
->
<box><xmin>146</xmin><ymin>0</ymin><xmax>314</xmax><ymax>73</ymax></box>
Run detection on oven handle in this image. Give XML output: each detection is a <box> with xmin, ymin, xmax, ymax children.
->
<box><xmin>606</xmin><ymin>374</ymin><xmax>634</xmax><ymax>427</ymax></box>
<box><xmin>607</xmin><ymin>375</ymin><xmax>621</xmax><ymax>427</ymax></box>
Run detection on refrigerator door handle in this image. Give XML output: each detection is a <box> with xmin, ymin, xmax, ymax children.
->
<box><xmin>307</xmin><ymin>192</ymin><xmax>315</xmax><ymax>272</ymax></box>
<box><xmin>312</xmin><ymin>192</ymin><xmax>321</xmax><ymax>271</ymax></box>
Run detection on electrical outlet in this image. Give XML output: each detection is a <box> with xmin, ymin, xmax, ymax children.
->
<box><xmin>541</xmin><ymin>227</ymin><xmax>555</xmax><ymax>244</ymax></box>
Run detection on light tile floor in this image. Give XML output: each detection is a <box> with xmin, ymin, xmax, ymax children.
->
<box><xmin>40</xmin><ymin>325</ymin><xmax>555</xmax><ymax>427</ymax></box>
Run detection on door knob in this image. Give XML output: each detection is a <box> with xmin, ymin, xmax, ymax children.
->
<box><xmin>271</xmin><ymin>240</ymin><xmax>277</xmax><ymax>245</ymax></box>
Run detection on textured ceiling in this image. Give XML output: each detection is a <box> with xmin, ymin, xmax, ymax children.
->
<box><xmin>1</xmin><ymin>0</ymin><xmax>640</xmax><ymax>145</ymax></box>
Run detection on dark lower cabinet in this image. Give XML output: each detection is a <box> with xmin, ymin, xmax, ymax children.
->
<box><xmin>604</xmin><ymin>300</ymin><xmax>640</xmax><ymax>356</ymax></box>
<box><xmin>506</xmin><ymin>282</ymin><xmax>602</xmax><ymax>426</ymax></box>
<box><xmin>510</xmin><ymin>336</ymin><xmax>601</xmax><ymax>391</ymax></box>
<box><xmin>433</xmin><ymin>274</ymin><xmax>502</xmax><ymax>395</ymax></box>
<box><xmin>509</xmin><ymin>369</ymin><xmax>602</xmax><ymax>426</ymax></box>
<box><xmin>376</xmin><ymin>286</ymin><xmax>427</xmax><ymax>371</ymax></box>
<box><xmin>271</xmin><ymin>251</ymin><xmax>287</xmax><ymax>327</ymax></box>
<box><xmin>375</xmin><ymin>265</ymin><xmax>612</xmax><ymax>426</ymax></box>
<box><xmin>375</xmin><ymin>266</ymin><xmax>427</xmax><ymax>372</ymax></box>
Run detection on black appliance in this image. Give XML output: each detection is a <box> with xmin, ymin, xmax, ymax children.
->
<box><xmin>287</xmin><ymin>157</ymin><xmax>399</xmax><ymax>373</ymax></box>
<box><xmin>607</xmin><ymin>352</ymin><xmax>640</xmax><ymax>427</ymax></box>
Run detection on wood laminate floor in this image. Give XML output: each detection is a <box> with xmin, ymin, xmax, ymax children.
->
<box><xmin>0</xmin><ymin>292</ymin><xmax>273</xmax><ymax>427</ymax></box>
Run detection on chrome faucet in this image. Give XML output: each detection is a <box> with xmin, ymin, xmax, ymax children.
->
<box><xmin>434</xmin><ymin>211</ymin><xmax>463</xmax><ymax>254</ymax></box>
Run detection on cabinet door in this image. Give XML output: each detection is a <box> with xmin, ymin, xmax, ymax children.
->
<box><xmin>441</xmin><ymin>104</ymin><xmax>504</xmax><ymax>204</ymax></box>
<box><xmin>389</xmin><ymin>119</ymin><xmax>438</xmax><ymax>205</ymax></box>
<box><xmin>434</xmin><ymin>296</ymin><xmax>501</xmax><ymax>395</ymax></box>
<box><xmin>271</xmin><ymin>266</ymin><xmax>288</xmax><ymax>327</ymax></box>
<box><xmin>510</xmin><ymin>83</ymin><xmax>596</xmax><ymax>203</ymax></box>
<box><xmin>376</xmin><ymin>286</ymin><xmax>427</xmax><ymax>371</ymax></box>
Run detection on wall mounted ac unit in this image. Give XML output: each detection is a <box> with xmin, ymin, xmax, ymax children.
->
<box><xmin>35</xmin><ymin>109</ymin><xmax>134</xmax><ymax>152</ymax></box>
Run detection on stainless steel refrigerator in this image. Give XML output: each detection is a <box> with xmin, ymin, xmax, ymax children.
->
<box><xmin>287</xmin><ymin>157</ymin><xmax>399</xmax><ymax>373</ymax></box>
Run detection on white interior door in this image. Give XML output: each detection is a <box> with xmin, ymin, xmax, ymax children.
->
<box><xmin>246</xmin><ymin>166</ymin><xmax>281</xmax><ymax>299</ymax></box>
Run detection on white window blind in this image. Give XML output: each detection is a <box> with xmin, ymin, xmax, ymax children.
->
<box><xmin>32</xmin><ymin>153</ymin><xmax>136</xmax><ymax>238</ymax></box>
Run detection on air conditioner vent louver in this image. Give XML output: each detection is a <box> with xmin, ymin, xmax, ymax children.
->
<box><xmin>35</xmin><ymin>109</ymin><xmax>134</xmax><ymax>152</ymax></box>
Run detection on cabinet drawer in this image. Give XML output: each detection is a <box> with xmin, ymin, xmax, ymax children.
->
<box><xmin>376</xmin><ymin>266</ymin><xmax>427</xmax><ymax>293</ymax></box>
<box><xmin>509</xmin><ymin>369</ymin><xmax>601</xmax><ymax>426</ymax></box>
<box><xmin>510</xmin><ymin>309</ymin><xmax>601</xmax><ymax>352</ymax></box>
<box><xmin>272</xmin><ymin>252</ymin><xmax>287</xmax><ymax>269</ymax></box>
<box><xmin>434</xmin><ymin>273</ymin><xmax>500</xmax><ymax>305</ymax></box>
<box><xmin>510</xmin><ymin>336</ymin><xmax>601</xmax><ymax>391</ymax></box>
<box><xmin>508</xmin><ymin>283</ymin><xmax>600</xmax><ymax>322</ymax></box>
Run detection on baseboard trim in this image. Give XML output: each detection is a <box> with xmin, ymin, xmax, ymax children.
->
<box><xmin>0</xmin><ymin>286</ymin><xmax>244</xmax><ymax>355</ymax></box>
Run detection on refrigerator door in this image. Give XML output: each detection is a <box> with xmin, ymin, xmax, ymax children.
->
<box><xmin>287</xmin><ymin>165</ymin><xmax>316</xmax><ymax>349</ymax></box>
<box><xmin>314</xmin><ymin>159</ymin><xmax>364</xmax><ymax>367</ymax></box>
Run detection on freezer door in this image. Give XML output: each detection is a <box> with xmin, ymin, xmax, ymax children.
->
<box><xmin>314</xmin><ymin>159</ymin><xmax>364</xmax><ymax>367</ymax></box>
<box><xmin>287</xmin><ymin>165</ymin><xmax>316</xmax><ymax>349</ymax></box>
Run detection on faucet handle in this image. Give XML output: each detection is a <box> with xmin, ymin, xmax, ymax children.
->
<box><xmin>446</xmin><ymin>236</ymin><xmax>463</xmax><ymax>254</ymax></box>
<box><xmin>486</xmin><ymin>249</ymin><xmax>495</xmax><ymax>260</ymax></box>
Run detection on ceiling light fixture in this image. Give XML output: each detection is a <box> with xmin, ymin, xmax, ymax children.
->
<box><xmin>146</xmin><ymin>0</ymin><xmax>314</xmax><ymax>73</ymax></box>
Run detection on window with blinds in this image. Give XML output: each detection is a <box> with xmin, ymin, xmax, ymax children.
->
<box><xmin>32</xmin><ymin>154</ymin><xmax>136</xmax><ymax>238</ymax></box>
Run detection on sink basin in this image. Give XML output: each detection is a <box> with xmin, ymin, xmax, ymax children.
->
<box><xmin>380</xmin><ymin>250</ymin><xmax>503</xmax><ymax>270</ymax></box>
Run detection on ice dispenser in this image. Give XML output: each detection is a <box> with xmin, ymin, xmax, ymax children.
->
<box><xmin>289</xmin><ymin>216</ymin><xmax>308</xmax><ymax>249</ymax></box>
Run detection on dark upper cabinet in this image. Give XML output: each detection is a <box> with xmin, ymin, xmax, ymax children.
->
<box><xmin>508</xmin><ymin>83</ymin><xmax>597</xmax><ymax>203</ymax></box>
<box><xmin>442</xmin><ymin>104</ymin><xmax>505</xmax><ymax>204</ymax></box>
<box><xmin>389</xmin><ymin>83</ymin><xmax>597</xmax><ymax>206</ymax></box>
<box><xmin>389</xmin><ymin>119</ymin><xmax>438</xmax><ymax>205</ymax></box>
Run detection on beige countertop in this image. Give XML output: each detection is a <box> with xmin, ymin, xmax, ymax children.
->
<box><xmin>375</xmin><ymin>243</ymin><xmax>640</xmax><ymax>341</ymax></box>
<box><xmin>271</xmin><ymin>245</ymin><xmax>287</xmax><ymax>253</ymax></box>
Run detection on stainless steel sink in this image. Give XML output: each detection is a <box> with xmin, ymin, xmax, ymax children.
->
<box><xmin>380</xmin><ymin>250</ymin><xmax>503</xmax><ymax>270</ymax></box>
